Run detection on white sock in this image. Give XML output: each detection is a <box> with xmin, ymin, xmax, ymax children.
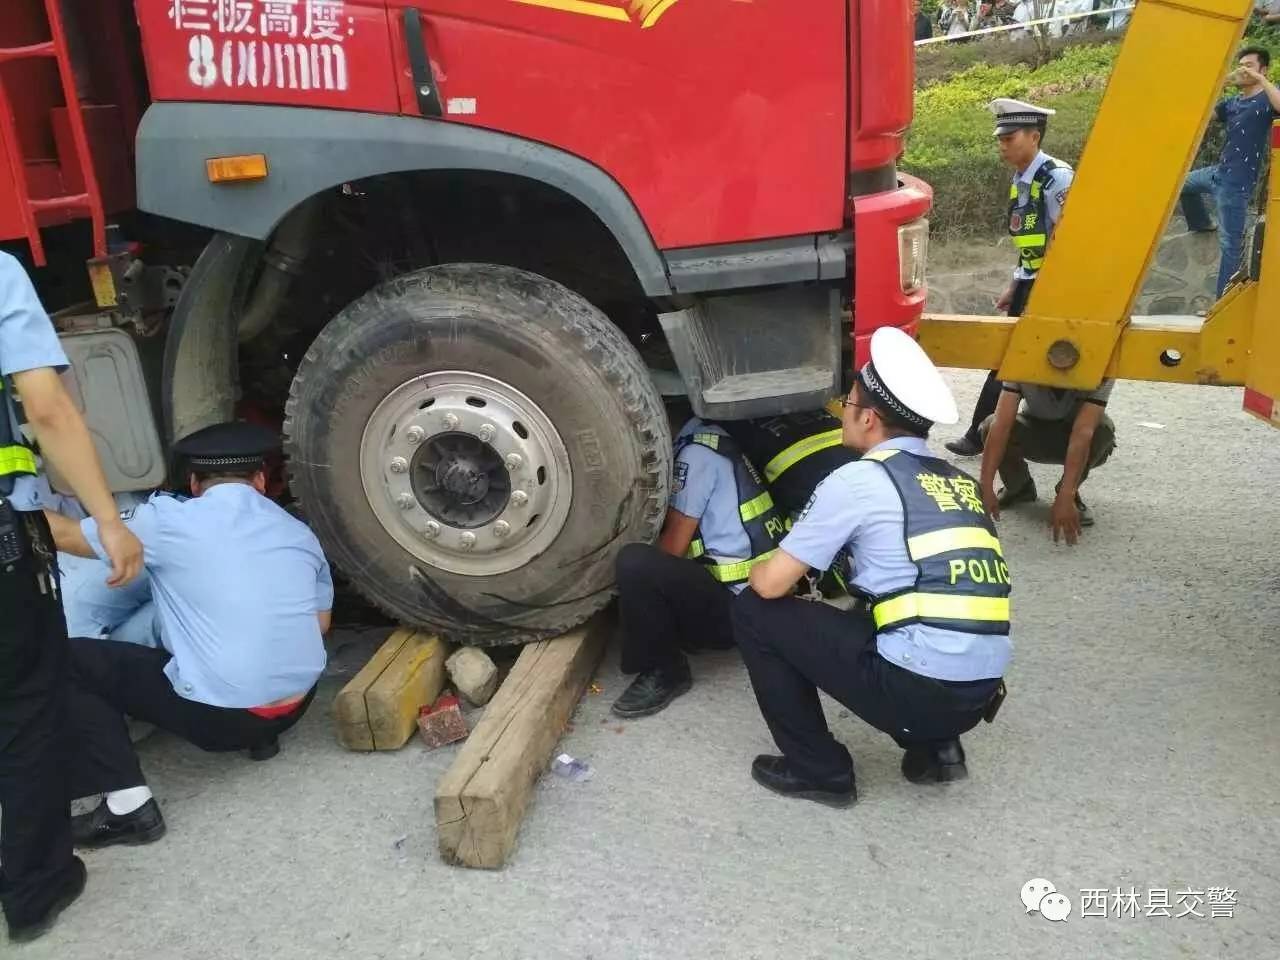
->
<box><xmin>106</xmin><ymin>785</ymin><xmax>153</xmax><ymax>816</ymax></box>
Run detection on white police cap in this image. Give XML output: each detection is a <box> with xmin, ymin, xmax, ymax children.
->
<box><xmin>989</xmin><ymin>97</ymin><xmax>1055</xmax><ymax>137</ymax></box>
<box><xmin>857</xmin><ymin>327</ymin><xmax>959</xmax><ymax>428</ymax></box>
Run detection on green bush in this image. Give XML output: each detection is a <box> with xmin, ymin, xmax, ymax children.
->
<box><xmin>914</xmin><ymin>32</ymin><xmax>1113</xmax><ymax>89</ymax></box>
<box><xmin>905</xmin><ymin>45</ymin><xmax>1118</xmax><ymax>238</ymax></box>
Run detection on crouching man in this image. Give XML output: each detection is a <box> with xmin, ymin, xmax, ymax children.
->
<box><xmin>733</xmin><ymin>329</ymin><xmax>1011</xmax><ymax>806</ymax></box>
<box><xmin>45</xmin><ymin>422</ymin><xmax>333</xmax><ymax>847</ymax></box>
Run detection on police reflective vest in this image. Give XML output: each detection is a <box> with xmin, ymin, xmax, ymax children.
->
<box><xmin>720</xmin><ymin>411</ymin><xmax>857</xmax><ymax>517</ymax></box>
<box><xmin>862</xmin><ymin>449</ymin><xmax>1010</xmax><ymax>635</ymax></box>
<box><xmin>679</xmin><ymin>431</ymin><xmax>785</xmax><ymax>585</ymax></box>
<box><xmin>0</xmin><ymin>376</ymin><xmax>37</xmax><ymax>496</ymax></box>
<box><xmin>1008</xmin><ymin>158</ymin><xmax>1067</xmax><ymax>274</ymax></box>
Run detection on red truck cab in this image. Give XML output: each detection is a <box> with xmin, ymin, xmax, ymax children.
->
<box><xmin>0</xmin><ymin>0</ymin><xmax>930</xmax><ymax>641</ymax></box>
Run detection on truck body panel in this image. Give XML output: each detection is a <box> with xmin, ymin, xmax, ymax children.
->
<box><xmin>137</xmin><ymin>0</ymin><xmax>850</xmax><ymax>250</ymax></box>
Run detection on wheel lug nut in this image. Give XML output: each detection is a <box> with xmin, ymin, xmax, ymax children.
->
<box><xmin>511</xmin><ymin>490</ymin><xmax>529</xmax><ymax>507</ymax></box>
<box><xmin>396</xmin><ymin>493</ymin><xmax>415</xmax><ymax>510</ymax></box>
<box><xmin>442</xmin><ymin>413</ymin><xmax>459</xmax><ymax>430</ymax></box>
<box><xmin>389</xmin><ymin>456</ymin><xmax>409</xmax><ymax>474</ymax></box>
<box><xmin>505</xmin><ymin>453</ymin><xmax>523</xmax><ymax>470</ymax></box>
<box><xmin>405</xmin><ymin>426</ymin><xmax>425</xmax><ymax>445</ymax></box>
<box><xmin>478</xmin><ymin>423</ymin><xmax>495</xmax><ymax>443</ymax></box>
<box><xmin>423</xmin><ymin>521</ymin><xmax>441</xmax><ymax>540</ymax></box>
<box><xmin>493</xmin><ymin>520</ymin><xmax>510</xmax><ymax>539</ymax></box>
<box><xmin>459</xmin><ymin>532</ymin><xmax>477</xmax><ymax>549</ymax></box>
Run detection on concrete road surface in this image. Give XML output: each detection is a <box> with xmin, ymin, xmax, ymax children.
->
<box><xmin>15</xmin><ymin>374</ymin><xmax>1280</xmax><ymax>959</ymax></box>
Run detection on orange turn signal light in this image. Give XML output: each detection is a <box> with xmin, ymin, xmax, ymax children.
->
<box><xmin>206</xmin><ymin>154</ymin><xmax>269</xmax><ymax>183</ymax></box>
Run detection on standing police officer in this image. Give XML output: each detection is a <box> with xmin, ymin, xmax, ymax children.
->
<box><xmin>947</xmin><ymin>98</ymin><xmax>1075</xmax><ymax>457</ymax></box>
<box><xmin>733</xmin><ymin>328</ymin><xmax>1011</xmax><ymax>806</ymax></box>
<box><xmin>45</xmin><ymin>422</ymin><xmax>332</xmax><ymax>848</ymax></box>
<box><xmin>0</xmin><ymin>252</ymin><xmax>143</xmax><ymax>942</ymax></box>
<box><xmin>611</xmin><ymin>416</ymin><xmax>785</xmax><ymax>718</ymax></box>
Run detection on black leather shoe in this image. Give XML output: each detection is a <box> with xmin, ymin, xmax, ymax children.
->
<box><xmin>5</xmin><ymin>857</ymin><xmax>86</xmax><ymax>944</ymax></box>
<box><xmin>901</xmin><ymin>739</ymin><xmax>969</xmax><ymax>784</ymax></box>
<box><xmin>750</xmin><ymin>755</ymin><xmax>856</xmax><ymax>807</ymax></box>
<box><xmin>611</xmin><ymin>659</ymin><xmax>693</xmax><ymax>718</ymax></box>
<box><xmin>944</xmin><ymin>435</ymin><xmax>983</xmax><ymax>457</ymax></box>
<box><xmin>71</xmin><ymin>798</ymin><xmax>166</xmax><ymax>849</ymax></box>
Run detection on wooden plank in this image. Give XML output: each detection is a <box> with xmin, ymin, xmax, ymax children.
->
<box><xmin>334</xmin><ymin>628</ymin><xmax>413</xmax><ymax>751</ymax></box>
<box><xmin>333</xmin><ymin>629</ymin><xmax>449</xmax><ymax>751</ymax></box>
<box><xmin>366</xmin><ymin>632</ymin><xmax>449</xmax><ymax>750</ymax></box>
<box><xmin>434</xmin><ymin>616</ymin><xmax>607</xmax><ymax>868</ymax></box>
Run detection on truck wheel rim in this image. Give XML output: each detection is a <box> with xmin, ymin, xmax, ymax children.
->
<box><xmin>360</xmin><ymin>371</ymin><xmax>573</xmax><ymax>576</ymax></box>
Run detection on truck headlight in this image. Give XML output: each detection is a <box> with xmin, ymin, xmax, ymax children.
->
<box><xmin>898</xmin><ymin>217</ymin><xmax>929</xmax><ymax>295</ymax></box>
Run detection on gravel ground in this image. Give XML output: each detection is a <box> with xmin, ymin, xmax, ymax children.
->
<box><xmin>15</xmin><ymin>372</ymin><xmax>1280</xmax><ymax>960</ymax></box>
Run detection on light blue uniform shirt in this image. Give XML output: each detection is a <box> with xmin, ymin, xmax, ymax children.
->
<box><xmin>671</xmin><ymin>418</ymin><xmax>751</xmax><ymax>594</ymax></box>
<box><xmin>46</xmin><ymin>486</ymin><xmax>158</xmax><ymax>644</ymax></box>
<box><xmin>0</xmin><ymin>252</ymin><xmax>68</xmax><ymax>511</ymax></box>
<box><xmin>1013</xmin><ymin>150</ymin><xmax>1074</xmax><ymax>281</ymax></box>
<box><xmin>780</xmin><ymin>436</ymin><xmax>1012</xmax><ymax>682</ymax></box>
<box><xmin>82</xmin><ymin>483</ymin><xmax>333</xmax><ymax>707</ymax></box>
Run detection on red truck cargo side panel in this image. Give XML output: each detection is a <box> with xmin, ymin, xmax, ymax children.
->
<box><xmin>135</xmin><ymin>0</ymin><xmax>399</xmax><ymax>113</ymax></box>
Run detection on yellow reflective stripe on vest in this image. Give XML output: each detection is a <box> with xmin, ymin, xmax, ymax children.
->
<box><xmin>763</xmin><ymin>429</ymin><xmax>843</xmax><ymax>483</ymax></box>
<box><xmin>703</xmin><ymin>549</ymin><xmax>777</xmax><ymax>583</ymax></box>
<box><xmin>739</xmin><ymin>491</ymin><xmax>775</xmax><ymax>523</ymax></box>
<box><xmin>686</xmin><ymin>539</ymin><xmax>705</xmax><ymax>560</ymax></box>
<box><xmin>907</xmin><ymin>526</ymin><xmax>1004</xmax><ymax>561</ymax></box>
<box><xmin>0</xmin><ymin>444</ymin><xmax>37</xmax><ymax>477</ymax></box>
<box><xmin>861</xmin><ymin>449</ymin><xmax>899</xmax><ymax>463</ymax></box>
<box><xmin>1013</xmin><ymin>233</ymin><xmax>1047</xmax><ymax>248</ymax></box>
<box><xmin>873</xmin><ymin>593</ymin><xmax>1010</xmax><ymax>630</ymax></box>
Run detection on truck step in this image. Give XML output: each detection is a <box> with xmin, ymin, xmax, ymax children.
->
<box><xmin>658</xmin><ymin>286</ymin><xmax>840</xmax><ymax>420</ymax></box>
<box><xmin>701</xmin><ymin>368</ymin><xmax>834</xmax><ymax>405</ymax></box>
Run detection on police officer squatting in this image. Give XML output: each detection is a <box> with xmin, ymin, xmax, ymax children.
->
<box><xmin>43</xmin><ymin>422</ymin><xmax>334</xmax><ymax>850</ymax></box>
<box><xmin>610</xmin><ymin>409</ymin><xmax>855</xmax><ymax>718</ymax></box>
<box><xmin>734</xmin><ymin>329</ymin><xmax>1010</xmax><ymax>806</ymax></box>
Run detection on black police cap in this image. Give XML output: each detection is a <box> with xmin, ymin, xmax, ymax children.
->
<box><xmin>172</xmin><ymin>421</ymin><xmax>279</xmax><ymax>470</ymax></box>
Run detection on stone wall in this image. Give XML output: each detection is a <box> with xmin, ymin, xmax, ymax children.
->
<box><xmin>926</xmin><ymin>217</ymin><xmax>1226</xmax><ymax>317</ymax></box>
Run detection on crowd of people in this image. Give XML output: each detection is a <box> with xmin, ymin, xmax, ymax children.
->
<box><xmin>914</xmin><ymin>0</ymin><xmax>1133</xmax><ymax>42</ymax></box>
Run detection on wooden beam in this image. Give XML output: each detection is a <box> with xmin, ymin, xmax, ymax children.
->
<box><xmin>434</xmin><ymin>616</ymin><xmax>607</xmax><ymax>868</ymax></box>
<box><xmin>334</xmin><ymin>629</ymin><xmax>449</xmax><ymax>751</ymax></box>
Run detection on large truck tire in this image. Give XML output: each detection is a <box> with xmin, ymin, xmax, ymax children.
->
<box><xmin>284</xmin><ymin>263</ymin><xmax>671</xmax><ymax>645</ymax></box>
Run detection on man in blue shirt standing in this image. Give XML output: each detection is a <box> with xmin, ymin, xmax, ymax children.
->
<box><xmin>45</xmin><ymin>422</ymin><xmax>332</xmax><ymax>848</ymax></box>
<box><xmin>733</xmin><ymin>329</ymin><xmax>1010</xmax><ymax>807</ymax></box>
<box><xmin>1181</xmin><ymin>46</ymin><xmax>1280</xmax><ymax>296</ymax></box>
